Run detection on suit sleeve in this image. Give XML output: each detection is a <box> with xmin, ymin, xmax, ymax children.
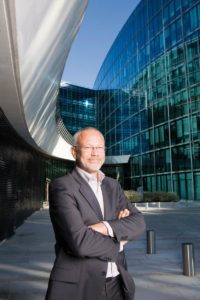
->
<box><xmin>49</xmin><ymin>180</ymin><xmax>120</xmax><ymax>261</ymax></box>
<box><xmin>107</xmin><ymin>182</ymin><xmax>146</xmax><ymax>242</ymax></box>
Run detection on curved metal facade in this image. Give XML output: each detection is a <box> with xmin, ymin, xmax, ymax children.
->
<box><xmin>94</xmin><ymin>0</ymin><xmax>200</xmax><ymax>200</ymax></box>
<box><xmin>0</xmin><ymin>0</ymin><xmax>88</xmax><ymax>160</ymax></box>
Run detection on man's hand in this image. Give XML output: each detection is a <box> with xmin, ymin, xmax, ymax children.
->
<box><xmin>118</xmin><ymin>209</ymin><xmax>130</xmax><ymax>220</ymax></box>
<box><xmin>88</xmin><ymin>209</ymin><xmax>130</xmax><ymax>241</ymax></box>
<box><xmin>121</xmin><ymin>240</ymin><xmax>128</xmax><ymax>246</ymax></box>
<box><xmin>88</xmin><ymin>222</ymin><xmax>108</xmax><ymax>236</ymax></box>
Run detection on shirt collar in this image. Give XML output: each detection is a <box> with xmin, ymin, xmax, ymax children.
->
<box><xmin>76</xmin><ymin>166</ymin><xmax>105</xmax><ymax>184</ymax></box>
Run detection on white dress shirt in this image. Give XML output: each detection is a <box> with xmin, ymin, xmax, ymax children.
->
<box><xmin>76</xmin><ymin>167</ymin><xmax>120</xmax><ymax>278</ymax></box>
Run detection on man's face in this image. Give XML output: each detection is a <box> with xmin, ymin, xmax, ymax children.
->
<box><xmin>72</xmin><ymin>129</ymin><xmax>105</xmax><ymax>176</ymax></box>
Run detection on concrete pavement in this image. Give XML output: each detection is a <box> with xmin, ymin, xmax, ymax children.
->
<box><xmin>0</xmin><ymin>202</ymin><xmax>200</xmax><ymax>299</ymax></box>
<box><xmin>0</xmin><ymin>208</ymin><xmax>55</xmax><ymax>300</ymax></box>
<box><xmin>130</xmin><ymin>202</ymin><xmax>200</xmax><ymax>300</ymax></box>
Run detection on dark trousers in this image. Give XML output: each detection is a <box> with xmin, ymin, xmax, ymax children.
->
<box><xmin>98</xmin><ymin>276</ymin><xmax>125</xmax><ymax>300</ymax></box>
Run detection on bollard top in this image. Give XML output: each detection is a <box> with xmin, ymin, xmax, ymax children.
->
<box><xmin>182</xmin><ymin>242</ymin><xmax>194</xmax><ymax>246</ymax></box>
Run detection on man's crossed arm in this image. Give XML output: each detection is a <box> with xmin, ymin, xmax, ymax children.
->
<box><xmin>88</xmin><ymin>209</ymin><xmax>130</xmax><ymax>246</ymax></box>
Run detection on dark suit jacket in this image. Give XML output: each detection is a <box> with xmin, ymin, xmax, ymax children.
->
<box><xmin>46</xmin><ymin>169</ymin><xmax>146</xmax><ymax>300</ymax></box>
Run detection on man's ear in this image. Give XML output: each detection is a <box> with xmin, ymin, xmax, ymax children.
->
<box><xmin>71</xmin><ymin>146</ymin><xmax>77</xmax><ymax>159</ymax></box>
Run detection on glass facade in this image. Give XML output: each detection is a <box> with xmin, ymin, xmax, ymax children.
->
<box><xmin>94</xmin><ymin>0</ymin><xmax>200</xmax><ymax>200</ymax></box>
<box><xmin>58</xmin><ymin>84</ymin><xmax>96</xmax><ymax>135</ymax></box>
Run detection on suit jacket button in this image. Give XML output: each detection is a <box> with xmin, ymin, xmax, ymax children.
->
<box><xmin>102</xmin><ymin>271</ymin><xmax>106</xmax><ymax>276</ymax></box>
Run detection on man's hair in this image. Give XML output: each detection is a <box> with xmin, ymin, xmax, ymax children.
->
<box><xmin>73</xmin><ymin>127</ymin><xmax>104</xmax><ymax>146</ymax></box>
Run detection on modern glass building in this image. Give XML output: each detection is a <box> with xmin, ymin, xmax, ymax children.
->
<box><xmin>94</xmin><ymin>0</ymin><xmax>200</xmax><ymax>200</ymax></box>
<box><xmin>58</xmin><ymin>84</ymin><xmax>96</xmax><ymax>135</ymax></box>
<box><xmin>0</xmin><ymin>108</ymin><xmax>73</xmax><ymax>241</ymax></box>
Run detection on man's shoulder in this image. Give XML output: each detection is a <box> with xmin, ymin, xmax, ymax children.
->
<box><xmin>50</xmin><ymin>172</ymin><xmax>74</xmax><ymax>187</ymax></box>
<box><xmin>50</xmin><ymin>168</ymin><xmax>83</xmax><ymax>186</ymax></box>
<box><xmin>103</xmin><ymin>175</ymin><xmax>119</xmax><ymax>186</ymax></box>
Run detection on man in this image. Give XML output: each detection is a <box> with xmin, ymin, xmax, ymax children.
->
<box><xmin>46</xmin><ymin>127</ymin><xmax>146</xmax><ymax>300</ymax></box>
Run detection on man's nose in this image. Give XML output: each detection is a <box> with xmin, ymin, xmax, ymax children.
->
<box><xmin>91</xmin><ymin>147</ymin><xmax>98</xmax><ymax>154</ymax></box>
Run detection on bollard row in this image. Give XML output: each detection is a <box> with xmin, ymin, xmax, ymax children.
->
<box><xmin>146</xmin><ymin>230</ymin><xmax>195</xmax><ymax>277</ymax></box>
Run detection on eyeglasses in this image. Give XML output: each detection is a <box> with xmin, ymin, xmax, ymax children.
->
<box><xmin>75</xmin><ymin>146</ymin><xmax>106</xmax><ymax>152</ymax></box>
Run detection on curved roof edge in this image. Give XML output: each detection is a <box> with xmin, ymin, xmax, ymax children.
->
<box><xmin>0</xmin><ymin>0</ymin><xmax>88</xmax><ymax>160</ymax></box>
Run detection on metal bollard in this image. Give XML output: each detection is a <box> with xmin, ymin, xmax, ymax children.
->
<box><xmin>146</xmin><ymin>230</ymin><xmax>156</xmax><ymax>254</ymax></box>
<box><xmin>182</xmin><ymin>243</ymin><xmax>195</xmax><ymax>276</ymax></box>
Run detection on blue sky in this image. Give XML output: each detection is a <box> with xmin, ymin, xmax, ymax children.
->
<box><xmin>61</xmin><ymin>0</ymin><xmax>140</xmax><ymax>88</ymax></box>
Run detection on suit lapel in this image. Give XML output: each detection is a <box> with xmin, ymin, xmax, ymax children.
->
<box><xmin>71</xmin><ymin>169</ymin><xmax>103</xmax><ymax>220</ymax></box>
